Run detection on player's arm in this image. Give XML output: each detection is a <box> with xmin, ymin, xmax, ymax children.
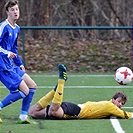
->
<box><xmin>11</xmin><ymin>32</ymin><xmax>24</xmax><ymax>68</ymax></box>
<box><xmin>0</xmin><ymin>41</ymin><xmax>17</xmax><ymax>58</ymax></box>
<box><xmin>12</xmin><ymin>44</ymin><xmax>25</xmax><ymax>71</ymax></box>
<box><xmin>109</xmin><ymin>104</ymin><xmax>133</xmax><ymax>119</ymax></box>
<box><xmin>0</xmin><ymin>46</ymin><xmax>13</xmax><ymax>56</ymax></box>
<box><xmin>0</xmin><ymin>27</ymin><xmax>10</xmax><ymax>56</ymax></box>
<box><xmin>0</xmin><ymin>25</ymin><xmax>17</xmax><ymax>58</ymax></box>
<box><xmin>12</xmin><ymin>45</ymin><xmax>24</xmax><ymax>66</ymax></box>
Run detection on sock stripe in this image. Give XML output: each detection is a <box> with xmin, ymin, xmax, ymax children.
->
<box><xmin>0</xmin><ymin>102</ymin><xmax>4</xmax><ymax>108</ymax></box>
<box><xmin>29</xmin><ymin>88</ymin><xmax>36</xmax><ymax>92</ymax></box>
<box><xmin>19</xmin><ymin>91</ymin><xmax>27</xmax><ymax>98</ymax></box>
<box><xmin>21</xmin><ymin>110</ymin><xmax>28</xmax><ymax>115</ymax></box>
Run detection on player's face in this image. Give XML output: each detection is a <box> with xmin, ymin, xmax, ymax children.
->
<box><xmin>6</xmin><ymin>5</ymin><xmax>20</xmax><ymax>21</ymax></box>
<box><xmin>112</xmin><ymin>97</ymin><xmax>125</xmax><ymax>108</ymax></box>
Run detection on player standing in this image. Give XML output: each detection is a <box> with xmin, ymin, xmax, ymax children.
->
<box><xmin>0</xmin><ymin>0</ymin><xmax>37</xmax><ymax>124</ymax></box>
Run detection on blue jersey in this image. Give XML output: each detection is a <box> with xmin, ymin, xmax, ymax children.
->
<box><xmin>0</xmin><ymin>19</ymin><xmax>23</xmax><ymax>71</ymax></box>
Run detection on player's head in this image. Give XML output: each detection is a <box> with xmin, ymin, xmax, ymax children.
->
<box><xmin>5</xmin><ymin>0</ymin><xmax>20</xmax><ymax>21</ymax></box>
<box><xmin>112</xmin><ymin>91</ymin><xmax>127</xmax><ymax>108</ymax></box>
<box><xmin>5</xmin><ymin>0</ymin><xmax>19</xmax><ymax>11</ymax></box>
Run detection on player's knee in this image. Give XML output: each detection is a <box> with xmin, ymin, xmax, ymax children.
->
<box><xmin>28</xmin><ymin>111</ymin><xmax>34</xmax><ymax>117</ymax></box>
<box><xmin>33</xmin><ymin>82</ymin><xmax>37</xmax><ymax>88</ymax></box>
<box><xmin>22</xmin><ymin>88</ymin><xmax>29</xmax><ymax>95</ymax></box>
<box><xmin>19</xmin><ymin>80</ymin><xmax>30</xmax><ymax>95</ymax></box>
<box><xmin>23</xmin><ymin>74</ymin><xmax>37</xmax><ymax>88</ymax></box>
<box><xmin>48</xmin><ymin>105</ymin><xmax>60</xmax><ymax>117</ymax></box>
<box><xmin>28</xmin><ymin>109</ymin><xmax>33</xmax><ymax>116</ymax></box>
<box><xmin>48</xmin><ymin>109</ymin><xmax>56</xmax><ymax>117</ymax></box>
<box><xmin>28</xmin><ymin>107</ymin><xmax>36</xmax><ymax>118</ymax></box>
<box><xmin>48</xmin><ymin>107</ymin><xmax>56</xmax><ymax>117</ymax></box>
<box><xmin>29</xmin><ymin>81</ymin><xmax>37</xmax><ymax>89</ymax></box>
<box><xmin>19</xmin><ymin>88</ymin><xmax>29</xmax><ymax>95</ymax></box>
<box><xmin>29</xmin><ymin>112</ymin><xmax>36</xmax><ymax>118</ymax></box>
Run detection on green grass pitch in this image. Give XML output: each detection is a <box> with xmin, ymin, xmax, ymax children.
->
<box><xmin>0</xmin><ymin>73</ymin><xmax>133</xmax><ymax>133</ymax></box>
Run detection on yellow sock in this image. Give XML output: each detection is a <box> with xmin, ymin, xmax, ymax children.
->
<box><xmin>38</xmin><ymin>90</ymin><xmax>55</xmax><ymax>108</ymax></box>
<box><xmin>52</xmin><ymin>79</ymin><xmax>65</xmax><ymax>105</ymax></box>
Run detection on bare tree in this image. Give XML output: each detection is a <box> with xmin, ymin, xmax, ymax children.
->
<box><xmin>0</xmin><ymin>0</ymin><xmax>6</xmax><ymax>21</ymax></box>
<box><xmin>0</xmin><ymin>0</ymin><xmax>133</xmax><ymax>40</ymax></box>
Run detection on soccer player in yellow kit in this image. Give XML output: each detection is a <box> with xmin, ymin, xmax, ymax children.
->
<box><xmin>29</xmin><ymin>64</ymin><xmax>133</xmax><ymax>120</ymax></box>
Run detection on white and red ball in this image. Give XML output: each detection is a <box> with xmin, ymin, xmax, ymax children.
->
<box><xmin>114</xmin><ymin>67</ymin><xmax>133</xmax><ymax>85</ymax></box>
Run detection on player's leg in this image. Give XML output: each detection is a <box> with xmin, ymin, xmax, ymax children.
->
<box><xmin>48</xmin><ymin>64</ymin><xmax>67</xmax><ymax>118</ymax></box>
<box><xmin>0</xmin><ymin>80</ymin><xmax>28</xmax><ymax>108</ymax></box>
<box><xmin>7</xmin><ymin>67</ymin><xmax>37</xmax><ymax>124</ymax></box>
<box><xmin>0</xmin><ymin>71</ymin><xmax>28</xmax><ymax>108</ymax></box>
<box><xmin>29</xmin><ymin>103</ymin><xmax>47</xmax><ymax>119</ymax></box>
<box><xmin>29</xmin><ymin>84</ymin><xmax>58</xmax><ymax>119</ymax></box>
<box><xmin>0</xmin><ymin>71</ymin><xmax>27</xmax><ymax>124</ymax></box>
<box><xmin>35</xmin><ymin>88</ymin><xmax>56</xmax><ymax>110</ymax></box>
<box><xmin>0</xmin><ymin>68</ymin><xmax>36</xmax><ymax>124</ymax></box>
<box><xmin>18</xmin><ymin>73</ymin><xmax>37</xmax><ymax>124</ymax></box>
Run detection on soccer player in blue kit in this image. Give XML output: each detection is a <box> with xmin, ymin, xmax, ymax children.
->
<box><xmin>0</xmin><ymin>0</ymin><xmax>37</xmax><ymax>124</ymax></box>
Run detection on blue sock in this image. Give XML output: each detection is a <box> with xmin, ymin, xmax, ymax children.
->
<box><xmin>0</xmin><ymin>91</ymin><xmax>26</xmax><ymax>108</ymax></box>
<box><xmin>21</xmin><ymin>88</ymin><xmax>36</xmax><ymax>115</ymax></box>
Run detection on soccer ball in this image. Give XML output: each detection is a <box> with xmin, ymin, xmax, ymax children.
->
<box><xmin>114</xmin><ymin>67</ymin><xmax>133</xmax><ymax>85</ymax></box>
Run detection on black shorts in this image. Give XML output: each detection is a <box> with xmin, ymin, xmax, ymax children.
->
<box><xmin>45</xmin><ymin>102</ymin><xmax>81</xmax><ymax>120</ymax></box>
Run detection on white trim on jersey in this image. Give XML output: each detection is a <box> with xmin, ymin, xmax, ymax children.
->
<box><xmin>0</xmin><ymin>20</ymin><xmax>8</xmax><ymax>36</ymax></box>
<box><xmin>6</xmin><ymin>19</ymin><xmax>17</xmax><ymax>29</ymax></box>
<box><xmin>0</xmin><ymin>20</ymin><xmax>11</xmax><ymax>56</ymax></box>
<box><xmin>0</xmin><ymin>46</ymin><xmax>10</xmax><ymax>55</ymax></box>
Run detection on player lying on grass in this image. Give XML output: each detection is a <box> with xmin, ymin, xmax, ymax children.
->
<box><xmin>29</xmin><ymin>64</ymin><xmax>133</xmax><ymax>120</ymax></box>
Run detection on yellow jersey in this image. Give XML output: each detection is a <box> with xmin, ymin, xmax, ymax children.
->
<box><xmin>79</xmin><ymin>100</ymin><xmax>133</xmax><ymax>119</ymax></box>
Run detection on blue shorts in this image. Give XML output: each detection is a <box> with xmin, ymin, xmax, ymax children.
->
<box><xmin>0</xmin><ymin>66</ymin><xmax>25</xmax><ymax>93</ymax></box>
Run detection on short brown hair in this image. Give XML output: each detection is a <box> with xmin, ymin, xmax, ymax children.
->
<box><xmin>112</xmin><ymin>91</ymin><xmax>127</xmax><ymax>104</ymax></box>
<box><xmin>5</xmin><ymin>0</ymin><xmax>19</xmax><ymax>11</ymax></box>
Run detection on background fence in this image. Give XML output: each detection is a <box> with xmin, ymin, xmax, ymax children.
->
<box><xmin>19</xmin><ymin>26</ymin><xmax>133</xmax><ymax>73</ymax></box>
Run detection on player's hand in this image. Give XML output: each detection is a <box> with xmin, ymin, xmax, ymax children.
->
<box><xmin>20</xmin><ymin>65</ymin><xmax>26</xmax><ymax>72</ymax></box>
<box><xmin>8</xmin><ymin>52</ymin><xmax>17</xmax><ymax>58</ymax></box>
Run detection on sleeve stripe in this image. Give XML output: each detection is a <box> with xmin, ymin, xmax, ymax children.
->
<box><xmin>0</xmin><ymin>20</ymin><xmax>10</xmax><ymax>55</ymax></box>
<box><xmin>0</xmin><ymin>46</ymin><xmax>9</xmax><ymax>55</ymax></box>
<box><xmin>0</xmin><ymin>20</ymin><xmax>8</xmax><ymax>37</ymax></box>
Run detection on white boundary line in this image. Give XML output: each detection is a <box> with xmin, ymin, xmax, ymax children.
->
<box><xmin>0</xmin><ymin>74</ymin><xmax>132</xmax><ymax>132</ymax></box>
<box><xmin>0</xmin><ymin>85</ymin><xmax>132</xmax><ymax>108</ymax></box>
<box><xmin>0</xmin><ymin>78</ymin><xmax>132</xmax><ymax>132</ymax></box>
<box><xmin>30</xmin><ymin>74</ymin><xmax>114</xmax><ymax>77</ymax></box>
<box><xmin>110</xmin><ymin>118</ymin><xmax>125</xmax><ymax>133</ymax></box>
<box><xmin>0</xmin><ymin>85</ymin><xmax>132</xmax><ymax>89</ymax></box>
<box><xmin>122</xmin><ymin>107</ymin><xmax>133</xmax><ymax>109</ymax></box>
